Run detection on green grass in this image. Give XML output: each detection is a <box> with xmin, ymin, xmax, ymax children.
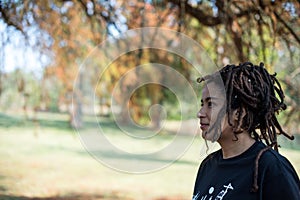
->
<box><xmin>0</xmin><ymin>112</ymin><xmax>299</xmax><ymax>200</ymax></box>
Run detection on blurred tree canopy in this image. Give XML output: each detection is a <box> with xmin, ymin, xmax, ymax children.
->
<box><xmin>0</xmin><ymin>0</ymin><xmax>299</xmax><ymax>130</ymax></box>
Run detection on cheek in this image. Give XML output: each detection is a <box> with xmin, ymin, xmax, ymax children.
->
<box><xmin>206</xmin><ymin>109</ymin><xmax>212</xmax><ymax>120</ymax></box>
<box><xmin>210</xmin><ymin>107</ymin><xmax>221</xmax><ymax>122</ymax></box>
<box><xmin>221</xmin><ymin>116</ymin><xmax>233</xmax><ymax>133</ymax></box>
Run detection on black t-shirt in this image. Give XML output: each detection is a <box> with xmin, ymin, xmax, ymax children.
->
<box><xmin>193</xmin><ymin>141</ymin><xmax>300</xmax><ymax>200</ymax></box>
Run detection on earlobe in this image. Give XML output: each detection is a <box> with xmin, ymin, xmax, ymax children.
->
<box><xmin>232</xmin><ymin>107</ymin><xmax>247</xmax><ymax>134</ymax></box>
<box><xmin>233</xmin><ymin>107</ymin><xmax>246</xmax><ymax>121</ymax></box>
<box><xmin>233</xmin><ymin>109</ymin><xmax>239</xmax><ymax>121</ymax></box>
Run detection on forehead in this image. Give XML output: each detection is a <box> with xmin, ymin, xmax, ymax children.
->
<box><xmin>202</xmin><ymin>82</ymin><xmax>225</xmax><ymax>100</ymax></box>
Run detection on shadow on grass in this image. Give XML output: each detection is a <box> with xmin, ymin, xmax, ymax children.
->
<box><xmin>0</xmin><ymin>112</ymin><xmax>117</xmax><ymax>131</ymax></box>
<box><xmin>87</xmin><ymin>150</ymin><xmax>198</xmax><ymax>166</ymax></box>
<box><xmin>0</xmin><ymin>195</ymin><xmax>187</xmax><ymax>200</ymax></box>
<box><xmin>0</xmin><ymin>194</ymin><xmax>132</xmax><ymax>200</ymax></box>
<box><xmin>0</xmin><ymin>112</ymin><xmax>181</xmax><ymax>137</ymax></box>
<box><xmin>0</xmin><ymin>112</ymin><xmax>71</xmax><ymax>130</ymax></box>
<box><xmin>0</xmin><ymin>113</ymin><xmax>26</xmax><ymax>127</ymax></box>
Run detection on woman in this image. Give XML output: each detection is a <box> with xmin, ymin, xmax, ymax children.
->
<box><xmin>193</xmin><ymin>62</ymin><xmax>300</xmax><ymax>200</ymax></box>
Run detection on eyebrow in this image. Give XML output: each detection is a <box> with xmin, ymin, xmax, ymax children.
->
<box><xmin>201</xmin><ymin>97</ymin><xmax>219</xmax><ymax>103</ymax></box>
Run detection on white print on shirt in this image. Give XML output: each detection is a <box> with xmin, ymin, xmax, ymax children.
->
<box><xmin>193</xmin><ymin>183</ymin><xmax>234</xmax><ymax>200</ymax></box>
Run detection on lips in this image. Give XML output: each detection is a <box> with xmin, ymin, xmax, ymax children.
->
<box><xmin>200</xmin><ymin>122</ymin><xmax>209</xmax><ymax>130</ymax></box>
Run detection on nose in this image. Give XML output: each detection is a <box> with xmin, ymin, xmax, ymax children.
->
<box><xmin>197</xmin><ymin>107</ymin><xmax>206</xmax><ymax>118</ymax></box>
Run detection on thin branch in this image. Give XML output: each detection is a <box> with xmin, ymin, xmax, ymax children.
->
<box><xmin>274</xmin><ymin>11</ymin><xmax>300</xmax><ymax>44</ymax></box>
<box><xmin>0</xmin><ymin>6</ymin><xmax>24</xmax><ymax>33</ymax></box>
<box><xmin>257</xmin><ymin>16</ymin><xmax>266</xmax><ymax>63</ymax></box>
<box><xmin>167</xmin><ymin>0</ymin><xmax>222</xmax><ymax>26</ymax></box>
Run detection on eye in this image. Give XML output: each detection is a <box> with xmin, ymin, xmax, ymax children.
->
<box><xmin>200</xmin><ymin>100</ymin><xmax>204</xmax><ymax>107</ymax></box>
<box><xmin>208</xmin><ymin>101</ymin><xmax>213</xmax><ymax>107</ymax></box>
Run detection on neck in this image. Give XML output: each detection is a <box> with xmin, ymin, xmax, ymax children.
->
<box><xmin>218</xmin><ymin>132</ymin><xmax>255</xmax><ymax>159</ymax></box>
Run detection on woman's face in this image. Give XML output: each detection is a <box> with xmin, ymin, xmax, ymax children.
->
<box><xmin>197</xmin><ymin>82</ymin><xmax>232</xmax><ymax>142</ymax></box>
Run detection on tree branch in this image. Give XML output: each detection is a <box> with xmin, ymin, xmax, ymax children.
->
<box><xmin>0</xmin><ymin>6</ymin><xmax>24</xmax><ymax>33</ymax></box>
<box><xmin>167</xmin><ymin>0</ymin><xmax>223</xmax><ymax>26</ymax></box>
<box><xmin>274</xmin><ymin>11</ymin><xmax>300</xmax><ymax>44</ymax></box>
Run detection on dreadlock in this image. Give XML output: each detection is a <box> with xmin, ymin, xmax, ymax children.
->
<box><xmin>197</xmin><ymin>61</ymin><xmax>294</xmax><ymax>192</ymax></box>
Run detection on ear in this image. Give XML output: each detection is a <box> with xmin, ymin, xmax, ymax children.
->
<box><xmin>232</xmin><ymin>107</ymin><xmax>246</xmax><ymax>121</ymax></box>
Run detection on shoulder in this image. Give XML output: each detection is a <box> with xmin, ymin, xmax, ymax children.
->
<box><xmin>259</xmin><ymin>147</ymin><xmax>296</xmax><ymax>173</ymax></box>
<box><xmin>258</xmin><ymin>146</ymin><xmax>300</xmax><ymax>185</ymax></box>
<box><xmin>198</xmin><ymin>149</ymin><xmax>221</xmax><ymax>169</ymax></box>
<box><xmin>194</xmin><ymin>149</ymin><xmax>221</xmax><ymax>186</ymax></box>
<box><xmin>252</xmin><ymin>141</ymin><xmax>294</xmax><ymax>170</ymax></box>
<box><xmin>258</xmin><ymin>148</ymin><xmax>300</xmax><ymax>199</ymax></box>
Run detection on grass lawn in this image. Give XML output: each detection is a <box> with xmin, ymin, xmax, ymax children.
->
<box><xmin>0</xmin><ymin>112</ymin><xmax>299</xmax><ymax>200</ymax></box>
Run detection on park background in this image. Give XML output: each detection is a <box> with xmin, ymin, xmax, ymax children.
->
<box><xmin>0</xmin><ymin>1</ymin><xmax>299</xmax><ymax>200</ymax></box>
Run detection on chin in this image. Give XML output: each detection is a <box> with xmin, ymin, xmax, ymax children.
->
<box><xmin>202</xmin><ymin>131</ymin><xmax>212</xmax><ymax>140</ymax></box>
<box><xmin>202</xmin><ymin>131</ymin><xmax>220</xmax><ymax>142</ymax></box>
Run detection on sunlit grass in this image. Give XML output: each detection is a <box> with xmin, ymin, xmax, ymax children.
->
<box><xmin>0</xmin><ymin>112</ymin><xmax>201</xmax><ymax>199</ymax></box>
